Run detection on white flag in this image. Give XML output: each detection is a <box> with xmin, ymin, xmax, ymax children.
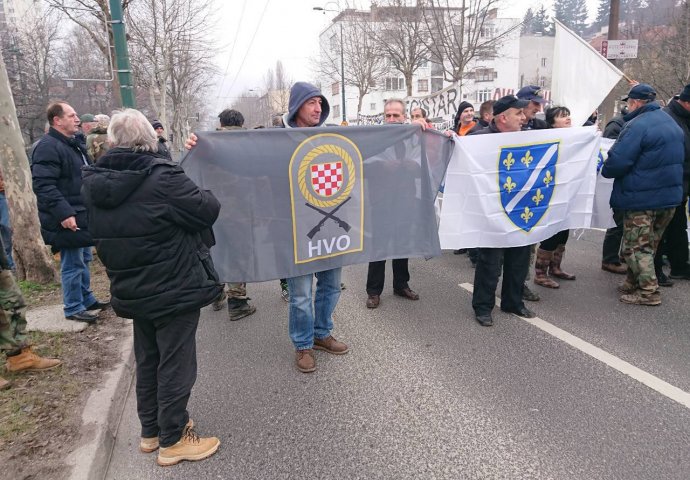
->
<box><xmin>591</xmin><ymin>138</ymin><xmax>617</xmax><ymax>229</ymax></box>
<box><xmin>439</xmin><ymin>127</ymin><xmax>601</xmax><ymax>249</ymax></box>
<box><xmin>552</xmin><ymin>19</ymin><xmax>625</xmax><ymax>126</ymax></box>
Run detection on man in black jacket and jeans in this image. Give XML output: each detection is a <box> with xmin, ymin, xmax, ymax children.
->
<box><xmin>32</xmin><ymin>102</ymin><xmax>108</xmax><ymax>323</ymax></box>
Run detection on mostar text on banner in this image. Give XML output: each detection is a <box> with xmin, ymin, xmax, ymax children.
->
<box><xmin>439</xmin><ymin>126</ymin><xmax>602</xmax><ymax>249</ymax></box>
<box><xmin>181</xmin><ymin>125</ymin><xmax>453</xmax><ymax>283</ymax></box>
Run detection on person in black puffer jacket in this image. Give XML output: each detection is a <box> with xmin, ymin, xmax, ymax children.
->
<box><xmin>81</xmin><ymin>108</ymin><xmax>222</xmax><ymax>466</ymax></box>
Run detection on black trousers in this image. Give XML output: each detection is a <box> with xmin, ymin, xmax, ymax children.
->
<box><xmin>602</xmin><ymin>209</ymin><xmax>625</xmax><ymax>264</ymax></box>
<box><xmin>472</xmin><ymin>246</ymin><xmax>530</xmax><ymax>316</ymax></box>
<box><xmin>655</xmin><ymin>199</ymin><xmax>689</xmax><ymax>272</ymax></box>
<box><xmin>366</xmin><ymin>259</ymin><xmax>410</xmax><ymax>295</ymax></box>
<box><xmin>133</xmin><ymin>309</ymin><xmax>199</xmax><ymax>447</ymax></box>
<box><xmin>540</xmin><ymin>230</ymin><xmax>570</xmax><ymax>252</ymax></box>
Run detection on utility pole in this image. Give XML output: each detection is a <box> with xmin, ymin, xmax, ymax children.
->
<box><xmin>109</xmin><ymin>0</ymin><xmax>136</xmax><ymax>108</ymax></box>
<box><xmin>601</xmin><ymin>0</ymin><xmax>621</xmax><ymax>124</ymax></box>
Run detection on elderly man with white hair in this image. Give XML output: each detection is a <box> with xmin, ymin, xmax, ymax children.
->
<box><xmin>82</xmin><ymin>108</ymin><xmax>223</xmax><ymax>467</ymax></box>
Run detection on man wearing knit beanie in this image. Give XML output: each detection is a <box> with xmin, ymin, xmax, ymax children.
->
<box><xmin>452</xmin><ymin>101</ymin><xmax>476</xmax><ymax>136</ymax></box>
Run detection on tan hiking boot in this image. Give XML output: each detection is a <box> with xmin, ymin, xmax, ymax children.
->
<box><xmin>620</xmin><ymin>292</ymin><xmax>661</xmax><ymax>306</ymax></box>
<box><xmin>617</xmin><ymin>282</ymin><xmax>637</xmax><ymax>294</ymax></box>
<box><xmin>313</xmin><ymin>336</ymin><xmax>349</xmax><ymax>355</ymax></box>
<box><xmin>157</xmin><ymin>426</ymin><xmax>220</xmax><ymax>466</ymax></box>
<box><xmin>0</xmin><ymin>376</ymin><xmax>11</xmax><ymax>390</ymax></box>
<box><xmin>5</xmin><ymin>347</ymin><xmax>62</xmax><ymax>373</ymax></box>
<box><xmin>295</xmin><ymin>349</ymin><xmax>316</xmax><ymax>373</ymax></box>
<box><xmin>140</xmin><ymin>419</ymin><xmax>194</xmax><ymax>453</ymax></box>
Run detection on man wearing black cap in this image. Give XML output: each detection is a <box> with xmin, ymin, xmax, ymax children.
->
<box><xmin>468</xmin><ymin>96</ymin><xmax>536</xmax><ymax>326</ymax></box>
<box><xmin>516</xmin><ymin>85</ymin><xmax>549</xmax><ymax>130</ymax></box>
<box><xmin>602</xmin><ymin>83</ymin><xmax>684</xmax><ymax>306</ymax></box>
<box><xmin>151</xmin><ymin>120</ymin><xmax>172</xmax><ymax>160</ymax></box>
<box><xmin>657</xmin><ymin>84</ymin><xmax>690</xmax><ymax>280</ymax></box>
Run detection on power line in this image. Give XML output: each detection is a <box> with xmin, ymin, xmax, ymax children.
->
<box><xmin>222</xmin><ymin>0</ymin><xmax>272</xmax><ymax>100</ymax></box>
<box><xmin>215</xmin><ymin>0</ymin><xmax>247</xmax><ymax>102</ymax></box>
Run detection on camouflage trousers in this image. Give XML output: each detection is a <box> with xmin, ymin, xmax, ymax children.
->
<box><xmin>226</xmin><ymin>282</ymin><xmax>247</xmax><ymax>300</ymax></box>
<box><xmin>621</xmin><ymin>209</ymin><xmax>675</xmax><ymax>296</ymax></box>
<box><xmin>0</xmin><ymin>269</ymin><xmax>28</xmax><ymax>353</ymax></box>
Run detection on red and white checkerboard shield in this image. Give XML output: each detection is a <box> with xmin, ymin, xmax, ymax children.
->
<box><xmin>311</xmin><ymin>162</ymin><xmax>343</xmax><ymax>197</ymax></box>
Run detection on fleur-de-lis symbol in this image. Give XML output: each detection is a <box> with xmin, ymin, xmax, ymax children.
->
<box><xmin>521</xmin><ymin>150</ymin><xmax>534</xmax><ymax>167</ymax></box>
<box><xmin>503</xmin><ymin>152</ymin><xmax>515</xmax><ymax>170</ymax></box>
<box><xmin>503</xmin><ymin>176</ymin><xmax>516</xmax><ymax>193</ymax></box>
<box><xmin>532</xmin><ymin>188</ymin><xmax>544</xmax><ymax>205</ymax></box>
<box><xmin>520</xmin><ymin>206</ymin><xmax>534</xmax><ymax>223</ymax></box>
<box><xmin>543</xmin><ymin>170</ymin><xmax>553</xmax><ymax>187</ymax></box>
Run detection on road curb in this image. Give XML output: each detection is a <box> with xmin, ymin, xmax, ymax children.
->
<box><xmin>66</xmin><ymin>321</ymin><xmax>135</xmax><ymax>480</ymax></box>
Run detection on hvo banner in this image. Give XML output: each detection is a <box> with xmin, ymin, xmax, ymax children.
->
<box><xmin>439</xmin><ymin>126</ymin><xmax>601</xmax><ymax>248</ymax></box>
<box><xmin>182</xmin><ymin>125</ymin><xmax>453</xmax><ymax>282</ymax></box>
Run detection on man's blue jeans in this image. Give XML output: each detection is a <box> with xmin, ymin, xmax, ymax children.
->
<box><xmin>0</xmin><ymin>192</ymin><xmax>14</xmax><ymax>270</ymax></box>
<box><xmin>287</xmin><ymin>268</ymin><xmax>341</xmax><ymax>350</ymax></box>
<box><xmin>60</xmin><ymin>247</ymin><xmax>97</xmax><ymax>316</ymax></box>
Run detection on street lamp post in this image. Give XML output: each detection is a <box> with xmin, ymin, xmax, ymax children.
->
<box><xmin>314</xmin><ymin>5</ymin><xmax>347</xmax><ymax>123</ymax></box>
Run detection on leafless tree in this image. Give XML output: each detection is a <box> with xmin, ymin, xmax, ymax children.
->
<box><xmin>624</xmin><ymin>1</ymin><xmax>690</xmax><ymax>100</ymax></box>
<box><xmin>0</xmin><ymin>49</ymin><xmax>57</xmax><ymax>283</ymax></box>
<box><xmin>370</xmin><ymin>1</ymin><xmax>430</xmax><ymax>97</ymax></box>
<box><xmin>315</xmin><ymin>10</ymin><xmax>387</xmax><ymax>117</ymax></box>
<box><xmin>2</xmin><ymin>9</ymin><xmax>61</xmax><ymax>144</ymax></box>
<box><xmin>421</xmin><ymin>0</ymin><xmax>520</xmax><ymax>85</ymax></box>
<box><xmin>126</xmin><ymin>0</ymin><xmax>217</xmax><ymax>152</ymax></box>
<box><xmin>45</xmin><ymin>0</ymin><xmax>133</xmax><ymax>106</ymax></box>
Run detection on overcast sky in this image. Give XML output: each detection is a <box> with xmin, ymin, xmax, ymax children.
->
<box><xmin>210</xmin><ymin>0</ymin><xmax>601</xmax><ymax>113</ymax></box>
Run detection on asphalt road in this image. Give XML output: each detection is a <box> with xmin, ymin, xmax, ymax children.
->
<box><xmin>105</xmin><ymin>230</ymin><xmax>690</xmax><ymax>480</ymax></box>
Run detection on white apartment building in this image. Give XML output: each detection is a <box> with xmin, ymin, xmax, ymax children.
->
<box><xmin>316</xmin><ymin>5</ymin><xmax>522</xmax><ymax>124</ymax></box>
<box><xmin>0</xmin><ymin>0</ymin><xmax>39</xmax><ymax>34</ymax></box>
<box><xmin>518</xmin><ymin>34</ymin><xmax>555</xmax><ymax>99</ymax></box>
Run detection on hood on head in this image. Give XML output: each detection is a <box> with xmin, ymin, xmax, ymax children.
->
<box><xmin>285</xmin><ymin>82</ymin><xmax>330</xmax><ymax>128</ymax></box>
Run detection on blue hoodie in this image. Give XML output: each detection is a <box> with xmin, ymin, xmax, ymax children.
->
<box><xmin>282</xmin><ymin>82</ymin><xmax>330</xmax><ymax>128</ymax></box>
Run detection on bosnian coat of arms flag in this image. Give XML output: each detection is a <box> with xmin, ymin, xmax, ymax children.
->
<box><xmin>498</xmin><ymin>141</ymin><xmax>560</xmax><ymax>232</ymax></box>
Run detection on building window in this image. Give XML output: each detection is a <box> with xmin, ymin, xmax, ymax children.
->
<box><xmin>480</xmin><ymin>26</ymin><xmax>496</xmax><ymax>38</ymax></box>
<box><xmin>329</xmin><ymin>34</ymin><xmax>338</xmax><ymax>52</ymax></box>
<box><xmin>332</xmin><ymin>104</ymin><xmax>340</xmax><ymax>118</ymax></box>
<box><xmin>475</xmin><ymin>68</ymin><xmax>497</xmax><ymax>82</ymax></box>
<box><xmin>476</xmin><ymin>89</ymin><xmax>492</xmax><ymax>103</ymax></box>
<box><xmin>541</xmin><ymin>57</ymin><xmax>547</xmax><ymax>67</ymax></box>
<box><xmin>331</xmin><ymin>81</ymin><xmax>340</xmax><ymax>96</ymax></box>
<box><xmin>431</xmin><ymin>77</ymin><xmax>443</xmax><ymax>93</ymax></box>
<box><xmin>418</xmin><ymin>79</ymin><xmax>429</xmax><ymax>93</ymax></box>
<box><xmin>418</xmin><ymin>58</ymin><xmax>429</xmax><ymax>68</ymax></box>
<box><xmin>385</xmin><ymin>77</ymin><xmax>405</xmax><ymax>91</ymax></box>
<box><xmin>370</xmin><ymin>103</ymin><xmax>376</xmax><ymax>111</ymax></box>
<box><xmin>540</xmin><ymin>76</ymin><xmax>546</xmax><ymax>87</ymax></box>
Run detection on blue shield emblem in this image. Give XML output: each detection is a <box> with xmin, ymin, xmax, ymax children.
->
<box><xmin>498</xmin><ymin>141</ymin><xmax>560</xmax><ymax>232</ymax></box>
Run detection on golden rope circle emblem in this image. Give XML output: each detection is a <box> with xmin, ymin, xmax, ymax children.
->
<box><xmin>298</xmin><ymin>144</ymin><xmax>355</xmax><ymax>208</ymax></box>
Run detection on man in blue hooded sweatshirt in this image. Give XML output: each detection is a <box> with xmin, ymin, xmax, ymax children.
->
<box><xmin>282</xmin><ymin>82</ymin><xmax>349</xmax><ymax>373</ymax></box>
<box><xmin>602</xmin><ymin>83</ymin><xmax>684</xmax><ymax>306</ymax></box>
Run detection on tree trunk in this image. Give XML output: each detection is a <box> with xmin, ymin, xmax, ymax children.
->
<box><xmin>406</xmin><ymin>71</ymin><xmax>413</xmax><ymax>97</ymax></box>
<box><xmin>0</xmin><ymin>50</ymin><xmax>57</xmax><ymax>283</ymax></box>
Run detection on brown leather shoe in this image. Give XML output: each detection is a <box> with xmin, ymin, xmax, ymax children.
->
<box><xmin>393</xmin><ymin>287</ymin><xmax>419</xmax><ymax>300</ymax></box>
<box><xmin>314</xmin><ymin>335</ymin><xmax>349</xmax><ymax>355</ymax></box>
<box><xmin>295</xmin><ymin>349</ymin><xmax>316</xmax><ymax>373</ymax></box>
<box><xmin>602</xmin><ymin>262</ymin><xmax>627</xmax><ymax>274</ymax></box>
<box><xmin>5</xmin><ymin>347</ymin><xmax>61</xmax><ymax>372</ymax></box>
<box><xmin>366</xmin><ymin>294</ymin><xmax>380</xmax><ymax>308</ymax></box>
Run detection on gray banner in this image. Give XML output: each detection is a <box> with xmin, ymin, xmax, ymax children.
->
<box><xmin>181</xmin><ymin>125</ymin><xmax>453</xmax><ymax>282</ymax></box>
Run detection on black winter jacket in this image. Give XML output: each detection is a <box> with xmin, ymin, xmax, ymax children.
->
<box><xmin>603</xmin><ymin>114</ymin><xmax>626</xmax><ymax>139</ymax></box>
<box><xmin>81</xmin><ymin>148</ymin><xmax>222</xmax><ymax>321</ymax></box>
<box><xmin>31</xmin><ymin>128</ymin><xmax>94</xmax><ymax>251</ymax></box>
<box><xmin>664</xmin><ymin>99</ymin><xmax>690</xmax><ymax>194</ymax></box>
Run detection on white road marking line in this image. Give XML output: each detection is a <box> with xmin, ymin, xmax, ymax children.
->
<box><xmin>459</xmin><ymin>282</ymin><xmax>690</xmax><ymax>410</ymax></box>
